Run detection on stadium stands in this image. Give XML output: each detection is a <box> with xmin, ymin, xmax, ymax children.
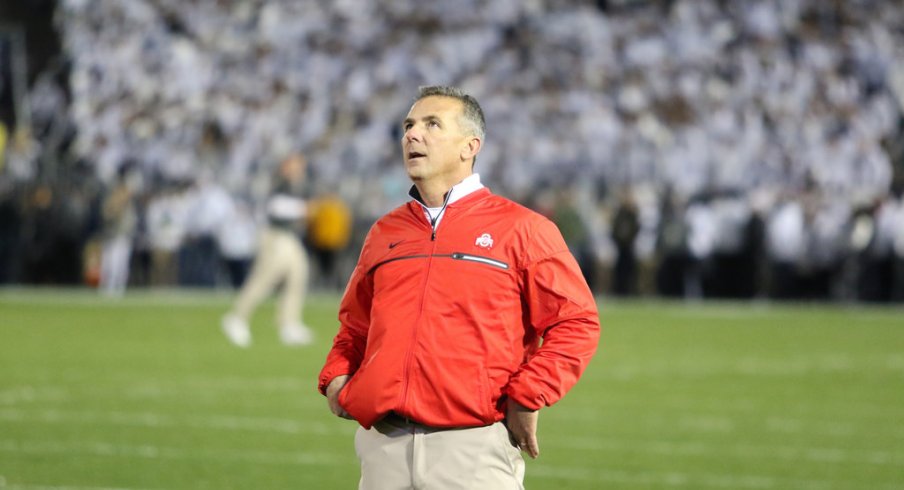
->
<box><xmin>1</xmin><ymin>0</ymin><xmax>902</xmax><ymax>300</ymax></box>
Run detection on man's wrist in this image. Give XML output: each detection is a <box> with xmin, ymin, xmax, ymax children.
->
<box><xmin>320</xmin><ymin>373</ymin><xmax>348</xmax><ymax>395</ymax></box>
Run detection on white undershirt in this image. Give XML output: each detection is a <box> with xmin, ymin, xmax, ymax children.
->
<box><xmin>420</xmin><ymin>173</ymin><xmax>484</xmax><ymax>228</ymax></box>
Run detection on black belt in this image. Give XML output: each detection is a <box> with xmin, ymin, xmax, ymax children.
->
<box><xmin>382</xmin><ymin>412</ymin><xmax>435</xmax><ymax>429</ymax></box>
<box><xmin>381</xmin><ymin>412</ymin><xmax>488</xmax><ymax>432</ymax></box>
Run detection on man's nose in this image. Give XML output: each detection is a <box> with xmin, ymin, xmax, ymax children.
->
<box><xmin>405</xmin><ymin>126</ymin><xmax>422</xmax><ymax>142</ymax></box>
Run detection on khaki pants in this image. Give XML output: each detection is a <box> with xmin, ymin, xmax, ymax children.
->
<box><xmin>231</xmin><ymin>227</ymin><xmax>308</xmax><ymax>328</ymax></box>
<box><xmin>355</xmin><ymin>418</ymin><xmax>525</xmax><ymax>490</ymax></box>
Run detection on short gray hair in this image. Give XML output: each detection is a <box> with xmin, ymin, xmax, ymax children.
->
<box><xmin>416</xmin><ymin>85</ymin><xmax>486</xmax><ymax>142</ymax></box>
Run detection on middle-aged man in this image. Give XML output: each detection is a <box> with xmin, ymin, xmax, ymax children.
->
<box><xmin>319</xmin><ymin>85</ymin><xmax>601</xmax><ymax>489</ymax></box>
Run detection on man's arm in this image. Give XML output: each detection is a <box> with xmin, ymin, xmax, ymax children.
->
<box><xmin>505</xmin><ymin>218</ymin><xmax>601</xmax><ymax>449</ymax></box>
<box><xmin>318</xmin><ymin>256</ymin><xmax>374</xmax><ymax>408</ymax></box>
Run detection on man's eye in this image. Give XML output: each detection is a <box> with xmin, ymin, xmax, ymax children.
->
<box><xmin>428</xmin><ymin>121</ymin><xmax>439</xmax><ymax>128</ymax></box>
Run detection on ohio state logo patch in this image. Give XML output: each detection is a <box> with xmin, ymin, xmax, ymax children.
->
<box><xmin>475</xmin><ymin>233</ymin><xmax>494</xmax><ymax>249</ymax></box>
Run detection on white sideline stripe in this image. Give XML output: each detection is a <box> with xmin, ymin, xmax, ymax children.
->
<box><xmin>0</xmin><ymin>290</ymin><xmax>227</xmax><ymax>308</ymax></box>
<box><xmin>529</xmin><ymin>465</ymin><xmax>901</xmax><ymax>490</ymax></box>
<box><xmin>4</xmin><ymin>486</ymin><xmax>141</xmax><ymax>490</ymax></box>
<box><xmin>0</xmin><ymin>387</ymin><xmax>69</xmax><ymax>405</ymax></box>
<box><xmin>1</xmin><ymin>377</ymin><xmax>325</xmax><ymax>407</ymax></box>
<box><xmin>0</xmin><ymin>288</ymin><xmax>339</xmax><ymax>307</ymax></box>
<box><xmin>603</xmin><ymin>355</ymin><xmax>890</xmax><ymax>380</ymax></box>
<box><xmin>561</xmin><ymin>402</ymin><xmax>904</xmax><ymax>436</ymax></box>
<box><xmin>557</xmin><ymin>407</ymin><xmax>904</xmax><ymax>440</ymax></box>
<box><xmin>167</xmin><ymin>375</ymin><xmax>316</xmax><ymax>392</ymax></box>
<box><xmin>545</xmin><ymin>435</ymin><xmax>904</xmax><ymax>467</ymax></box>
<box><xmin>0</xmin><ymin>479</ymin><xmax>148</xmax><ymax>490</ymax></box>
<box><xmin>0</xmin><ymin>439</ymin><xmax>342</xmax><ymax>466</ymax></box>
<box><xmin>530</xmin><ymin>465</ymin><xmax>782</xmax><ymax>489</ymax></box>
<box><xmin>0</xmin><ymin>408</ymin><xmax>354</xmax><ymax>437</ymax></box>
<box><xmin>51</xmin><ymin>376</ymin><xmax>317</xmax><ymax>395</ymax></box>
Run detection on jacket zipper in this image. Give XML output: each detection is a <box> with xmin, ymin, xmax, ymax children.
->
<box><xmin>449</xmin><ymin>252</ymin><xmax>509</xmax><ymax>270</ymax></box>
<box><xmin>370</xmin><ymin>253</ymin><xmax>510</xmax><ymax>274</ymax></box>
<box><xmin>428</xmin><ymin>191</ymin><xmax>452</xmax><ymax>241</ymax></box>
<box><xmin>397</xmin><ymin>235</ymin><xmax>438</xmax><ymax>414</ymax></box>
<box><xmin>368</xmin><ymin>254</ymin><xmax>430</xmax><ymax>275</ymax></box>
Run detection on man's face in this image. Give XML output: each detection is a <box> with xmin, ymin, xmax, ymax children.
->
<box><xmin>401</xmin><ymin>96</ymin><xmax>471</xmax><ymax>183</ymax></box>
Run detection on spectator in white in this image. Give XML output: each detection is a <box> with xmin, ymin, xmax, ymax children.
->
<box><xmin>179</xmin><ymin>175</ymin><xmax>232</xmax><ymax>286</ymax></box>
<box><xmin>145</xmin><ymin>184</ymin><xmax>188</xmax><ymax>287</ymax></box>
<box><xmin>216</xmin><ymin>194</ymin><xmax>258</xmax><ymax>289</ymax></box>
<box><xmin>221</xmin><ymin>152</ymin><xmax>313</xmax><ymax>347</ymax></box>
<box><xmin>765</xmin><ymin>195</ymin><xmax>806</xmax><ymax>299</ymax></box>
<box><xmin>99</xmin><ymin>167</ymin><xmax>138</xmax><ymax>296</ymax></box>
<box><xmin>684</xmin><ymin>194</ymin><xmax>718</xmax><ymax>299</ymax></box>
<box><xmin>891</xmin><ymin>193</ymin><xmax>904</xmax><ymax>301</ymax></box>
<box><xmin>859</xmin><ymin>194</ymin><xmax>903</xmax><ymax>301</ymax></box>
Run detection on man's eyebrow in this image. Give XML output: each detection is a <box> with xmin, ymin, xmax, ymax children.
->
<box><xmin>402</xmin><ymin>115</ymin><xmax>441</xmax><ymax>126</ymax></box>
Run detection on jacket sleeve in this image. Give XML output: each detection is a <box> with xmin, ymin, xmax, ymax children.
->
<box><xmin>505</xmin><ymin>217</ymin><xmax>601</xmax><ymax>410</ymax></box>
<box><xmin>317</xmin><ymin>238</ymin><xmax>374</xmax><ymax>395</ymax></box>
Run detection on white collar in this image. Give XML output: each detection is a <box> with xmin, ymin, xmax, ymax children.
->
<box><xmin>410</xmin><ymin>174</ymin><xmax>485</xmax><ymax>226</ymax></box>
<box><xmin>440</xmin><ymin>173</ymin><xmax>484</xmax><ymax>208</ymax></box>
<box><xmin>409</xmin><ymin>173</ymin><xmax>485</xmax><ymax>210</ymax></box>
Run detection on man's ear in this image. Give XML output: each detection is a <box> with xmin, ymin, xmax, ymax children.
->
<box><xmin>461</xmin><ymin>136</ymin><xmax>482</xmax><ymax>161</ymax></box>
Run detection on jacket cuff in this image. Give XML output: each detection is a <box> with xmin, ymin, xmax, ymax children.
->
<box><xmin>504</xmin><ymin>384</ymin><xmax>545</xmax><ymax>411</ymax></box>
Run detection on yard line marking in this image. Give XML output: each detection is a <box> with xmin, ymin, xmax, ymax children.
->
<box><xmin>561</xmin><ymin>401</ymin><xmax>904</xmax><ymax>434</ymax></box>
<box><xmin>529</xmin><ymin>465</ymin><xmax>900</xmax><ymax>490</ymax></box>
<box><xmin>0</xmin><ymin>479</ymin><xmax>150</xmax><ymax>490</ymax></box>
<box><xmin>542</xmin><ymin>435</ymin><xmax>904</xmax><ymax>467</ymax></box>
<box><xmin>602</xmin><ymin>355</ymin><xmax>883</xmax><ymax>381</ymax></box>
<box><xmin>0</xmin><ymin>408</ymin><xmax>353</xmax><ymax>437</ymax></box>
<box><xmin>556</xmin><ymin>407</ymin><xmax>904</xmax><ymax>440</ymax></box>
<box><xmin>0</xmin><ymin>288</ymin><xmax>339</xmax><ymax>308</ymax></box>
<box><xmin>4</xmin><ymin>486</ymin><xmax>142</xmax><ymax>490</ymax></box>
<box><xmin>0</xmin><ymin>439</ymin><xmax>344</xmax><ymax>466</ymax></box>
<box><xmin>30</xmin><ymin>376</ymin><xmax>321</xmax><ymax>397</ymax></box>
<box><xmin>0</xmin><ymin>387</ymin><xmax>69</xmax><ymax>405</ymax></box>
<box><xmin>0</xmin><ymin>378</ymin><xmax>325</xmax><ymax>409</ymax></box>
<box><xmin>530</xmin><ymin>465</ymin><xmax>785</xmax><ymax>489</ymax></box>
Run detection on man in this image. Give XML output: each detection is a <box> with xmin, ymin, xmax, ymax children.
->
<box><xmin>99</xmin><ymin>167</ymin><xmax>138</xmax><ymax>296</ymax></box>
<box><xmin>319</xmin><ymin>86</ymin><xmax>600</xmax><ymax>489</ymax></box>
<box><xmin>221</xmin><ymin>152</ymin><xmax>314</xmax><ymax>347</ymax></box>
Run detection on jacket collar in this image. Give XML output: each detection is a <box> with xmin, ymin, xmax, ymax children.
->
<box><xmin>408</xmin><ymin>173</ymin><xmax>485</xmax><ymax>209</ymax></box>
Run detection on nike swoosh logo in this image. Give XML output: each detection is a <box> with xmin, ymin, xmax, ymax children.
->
<box><xmin>389</xmin><ymin>240</ymin><xmax>403</xmax><ymax>249</ymax></box>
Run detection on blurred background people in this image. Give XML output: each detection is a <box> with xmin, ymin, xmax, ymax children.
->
<box><xmin>221</xmin><ymin>152</ymin><xmax>313</xmax><ymax>348</ymax></box>
<box><xmin>305</xmin><ymin>193</ymin><xmax>352</xmax><ymax>290</ymax></box>
<box><xmin>0</xmin><ymin>0</ymin><xmax>902</xmax><ymax>303</ymax></box>
<box><xmin>98</xmin><ymin>167</ymin><xmax>137</xmax><ymax>296</ymax></box>
<box><xmin>611</xmin><ymin>189</ymin><xmax>640</xmax><ymax>296</ymax></box>
<box><xmin>144</xmin><ymin>182</ymin><xmax>188</xmax><ymax>287</ymax></box>
<box><xmin>217</xmin><ymin>194</ymin><xmax>258</xmax><ymax>289</ymax></box>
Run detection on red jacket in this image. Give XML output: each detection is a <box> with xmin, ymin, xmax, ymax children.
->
<box><xmin>318</xmin><ymin>187</ymin><xmax>600</xmax><ymax>429</ymax></box>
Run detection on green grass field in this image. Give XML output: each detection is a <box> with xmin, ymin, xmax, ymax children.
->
<box><xmin>1</xmin><ymin>288</ymin><xmax>902</xmax><ymax>489</ymax></box>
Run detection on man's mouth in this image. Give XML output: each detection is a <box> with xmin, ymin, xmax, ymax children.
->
<box><xmin>408</xmin><ymin>151</ymin><xmax>426</xmax><ymax>160</ymax></box>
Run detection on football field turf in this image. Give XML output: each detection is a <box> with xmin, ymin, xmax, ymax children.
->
<box><xmin>1</xmin><ymin>288</ymin><xmax>902</xmax><ymax>489</ymax></box>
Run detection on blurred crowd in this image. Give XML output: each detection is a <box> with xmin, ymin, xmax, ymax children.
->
<box><xmin>1</xmin><ymin>0</ymin><xmax>903</xmax><ymax>301</ymax></box>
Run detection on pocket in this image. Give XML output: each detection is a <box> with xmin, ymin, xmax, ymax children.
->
<box><xmin>408</xmin><ymin>355</ymin><xmax>493</xmax><ymax>425</ymax></box>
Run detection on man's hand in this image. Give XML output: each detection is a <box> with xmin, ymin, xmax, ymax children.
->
<box><xmin>326</xmin><ymin>375</ymin><xmax>353</xmax><ymax>419</ymax></box>
<box><xmin>506</xmin><ymin>398</ymin><xmax>540</xmax><ymax>459</ymax></box>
